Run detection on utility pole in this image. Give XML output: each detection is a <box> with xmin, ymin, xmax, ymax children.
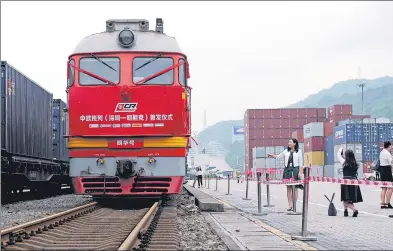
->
<box><xmin>357</xmin><ymin>67</ymin><xmax>366</xmax><ymax>116</ymax></box>
<box><xmin>358</xmin><ymin>83</ymin><xmax>365</xmax><ymax>115</ymax></box>
<box><xmin>357</xmin><ymin>68</ymin><xmax>366</xmax><ymax>166</ymax></box>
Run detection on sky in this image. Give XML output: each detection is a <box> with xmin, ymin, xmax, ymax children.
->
<box><xmin>2</xmin><ymin>1</ymin><xmax>393</xmax><ymax>133</ymax></box>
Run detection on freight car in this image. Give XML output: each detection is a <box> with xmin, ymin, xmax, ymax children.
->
<box><xmin>66</xmin><ymin>18</ymin><xmax>191</xmax><ymax>198</ymax></box>
<box><xmin>1</xmin><ymin>61</ymin><xmax>70</xmax><ymax>197</ymax></box>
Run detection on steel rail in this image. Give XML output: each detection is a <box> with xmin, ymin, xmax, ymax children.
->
<box><xmin>1</xmin><ymin>202</ymin><xmax>98</xmax><ymax>245</ymax></box>
<box><xmin>118</xmin><ymin>201</ymin><xmax>160</xmax><ymax>250</ymax></box>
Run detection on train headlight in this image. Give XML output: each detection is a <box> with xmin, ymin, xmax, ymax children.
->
<box><xmin>118</xmin><ymin>28</ymin><xmax>135</xmax><ymax>47</ymax></box>
<box><xmin>148</xmin><ymin>157</ymin><xmax>156</xmax><ymax>164</ymax></box>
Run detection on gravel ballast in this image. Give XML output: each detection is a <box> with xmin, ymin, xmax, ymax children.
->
<box><xmin>1</xmin><ymin>194</ymin><xmax>93</xmax><ymax>229</ymax></box>
<box><xmin>175</xmin><ymin>188</ymin><xmax>228</xmax><ymax>250</ymax></box>
<box><xmin>2</xmin><ymin>188</ymin><xmax>228</xmax><ymax>250</ymax></box>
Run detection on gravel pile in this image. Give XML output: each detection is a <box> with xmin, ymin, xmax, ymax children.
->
<box><xmin>1</xmin><ymin>194</ymin><xmax>93</xmax><ymax>229</ymax></box>
<box><xmin>174</xmin><ymin>188</ymin><xmax>228</xmax><ymax>250</ymax></box>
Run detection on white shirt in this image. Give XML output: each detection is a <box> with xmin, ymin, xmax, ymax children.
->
<box><xmin>196</xmin><ymin>170</ymin><xmax>203</xmax><ymax>176</ymax></box>
<box><xmin>380</xmin><ymin>149</ymin><xmax>393</xmax><ymax>166</ymax></box>
<box><xmin>276</xmin><ymin>149</ymin><xmax>303</xmax><ymax>167</ymax></box>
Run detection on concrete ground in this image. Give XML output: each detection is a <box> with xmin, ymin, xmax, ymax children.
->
<box><xmin>188</xmin><ymin>179</ymin><xmax>393</xmax><ymax>250</ymax></box>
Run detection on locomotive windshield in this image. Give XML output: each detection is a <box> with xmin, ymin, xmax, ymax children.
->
<box><xmin>133</xmin><ymin>57</ymin><xmax>174</xmax><ymax>85</ymax></box>
<box><xmin>79</xmin><ymin>57</ymin><xmax>120</xmax><ymax>85</ymax></box>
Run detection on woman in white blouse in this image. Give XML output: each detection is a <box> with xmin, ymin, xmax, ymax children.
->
<box><xmin>379</xmin><ymin>141</ymin><xmax>393</xmax><ymax>209</ymax></box>
<box><xmin>268</xmin><ymin>138</ymin><xmax>303</xmax><ymax>211</ymax></box>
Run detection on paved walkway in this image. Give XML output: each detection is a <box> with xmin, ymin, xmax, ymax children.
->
<box><xmin>188</xmin><ymin>179</ymin><xmax>393</xmax><ymax>250</ymax></box>
<box><xmin>194</xmin><ymin>188</ymin><xmax>310</xmax><ymax>251</ymax></box>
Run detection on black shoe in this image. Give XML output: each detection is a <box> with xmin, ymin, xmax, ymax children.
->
<box><xmin>344</xmin><ymin>209</ymin><xmax>348</xmax><ymax>217</ymax></box>
<box><xmin>287</xmin><ymin>207</ymin><xmax>293</xmax><ymax>211</ymax></box>
<box><xmin>387</xmin><ymin>203</ymin><xmax>393</xmax><ymax>209</ymax></box>
<box><xmin>381</xmin><ymin>203</ymin><xmax>388</xmax><ymax>209</ymax></box>
<box><xmin>353</xmin><ymin>210</ymin><xmax>358</xmax><ymax>217</ymax></box>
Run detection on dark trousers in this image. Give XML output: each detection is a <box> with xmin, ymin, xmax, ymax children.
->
<box><xmin>197</xmin><ymin>175</ymin><xmax>203</xmax><ymax>187</ymax></box>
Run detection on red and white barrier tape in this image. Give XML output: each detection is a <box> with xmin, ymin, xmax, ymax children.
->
<box><xmin>253</xmin><ymin>176</ymin><xmax>393</xmax><ymax>187</ymax></box>
<box><xmin>308</xmin><ymin>176</ymin><xmax>393</xmax><ymax>187</ymax></box>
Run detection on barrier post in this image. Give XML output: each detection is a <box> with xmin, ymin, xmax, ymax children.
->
<box><xmin>287</xmin><ymin>169</ymin><xmax>302</xmax><ymax>215</ymax></box>
<box><xmin>208</xmin><ymin>174</ymin><xmax>210</xmax><ymax>189</ymax></box>
<box><xmin>263</xmin><ymin>172</ymin><xmax>275</xmax><ymax>207</ymax></box>
<box><xmin>225</xmin><ymin>175</ymin><xmax>232</xmax><ymax>195</ymax></box>
<box><xmin>242</xmin><ymin>172</ymin><xmax>251</xmax><ymax>200</ymax></box>
<box><xmin>253</xmin><ymin>172</ymin><xmax>267</xmax><ymax>216</ymax></box>
<box><xmin>214</xmin><ymin>176</ymin><xmax>218</xmax><ymax>191</ymax></box>
<box><xmin>291</xmin><ymin>167</ymin><xmax>317</xmax><ymax>241</ymax></box>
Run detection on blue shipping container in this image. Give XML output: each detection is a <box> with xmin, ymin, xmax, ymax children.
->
<box><xmin>378</xmin><ymin>123</ymin><xmax>393</xmax><ymax>142</ymax></box>
<box><xmin>362</xmin><ymin>143</ymin><xmax>379</xmax><ymax>162</ymax></box>
<box><xmin>325</xmin><ymin>135</ymin><xmax>334</xmax><ymax>165</ymax></box>
<box><xmin>362</xmin><ymin>124</ymin><xmax>378</xmax><ymax>143</ymax></box>
<box><xmin>333</xmin><ymin>124</ymin><xmax>363</xmax><ymax>145</ymax></box>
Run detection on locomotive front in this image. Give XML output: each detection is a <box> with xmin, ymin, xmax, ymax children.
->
<box><xmin>66</xmin><ymin>18</ymin><xmax>191</xmax><ymax>197</ymax></box>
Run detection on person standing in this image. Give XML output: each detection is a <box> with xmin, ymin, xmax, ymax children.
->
<box><xmin>237</xmin><ymin>172</ymin><xmax>241</xmax><ymax>183</ymax></box>
<box><xmin>196</xmin><ymin>167</ymin><xmax>203</xmax><ymax>188</ymax></box>
<box><xmin>268</xmin><ymin>138</ymin><xmax>303</xmax><ymax>211</ymax></box>
<box><xmin>380</xmin><ymin>141</ymin><xmax>393</xmax><ymax>209</ymax></box>
<box><xmin>337</xmin><ymin>148</ymin><xmax>363</xmax><ymax>217</ymax></box>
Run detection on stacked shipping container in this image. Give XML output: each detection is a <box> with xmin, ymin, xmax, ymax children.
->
<box><xmin>303</xmin><ymin>122</ymin><xmax>325</xmax><ymax>166</ymax></box>
<box><xmin>291</xmin><ymin>129</ymin><xmax>304</xmax><ymax>142</ymax></box>
<box><xmin>323</xmin><ymin>104</ymin><xmax>372</xmax><ymax>178</ymax></box>
<box><xmin>333</xmin><ymin>122</ymin><xmax>393</xmax><ymax>175</ymax></box>
<box><xmin>246</xmin><ymin>104</ymin><xmax>392</xmax><ymax>179</ymax></box>
<box><xmin>245</xmin><ymin>108</ymin><xmax>326</xmax><ymax>171</ymax></box>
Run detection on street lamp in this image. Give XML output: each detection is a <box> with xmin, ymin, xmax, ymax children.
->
<box><xmin>357</xmin><ymin>83</ymin><xmax>366</xmax><ymax>115</ymax></box>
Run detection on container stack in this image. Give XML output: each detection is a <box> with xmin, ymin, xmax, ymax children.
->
<box><xmin>251</xmin><ymin>147</ymin><xmax>284</xmax><ymax>168</ymax></box>
<box><xmin>246</xmin><ymin>104</ymin><xmax>392</xmax><ymax>180</ymax></box>
<box><xmin>303</xmin><ymin>122</ymin><xmax>324</xmax><ymax>176</ymax></box>
<box><xmin>291</xmin><ymin>129</ymin><xmax>304</xmax><ymax>142</ymax></box>
<box><xmin>332</xmin><ymin>119</ymin><xmax>393</xmax><ymax>177</ymax></box>
<box><xmin>245</xmin><ymin>108</ymin><xmax>326</xmax><ymax>172</ymax></box>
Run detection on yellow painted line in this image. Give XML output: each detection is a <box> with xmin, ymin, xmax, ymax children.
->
<box><xmin>212</xmin><ymin>197</ymin><xmax>317</xmax><ymax>251</ymax></box>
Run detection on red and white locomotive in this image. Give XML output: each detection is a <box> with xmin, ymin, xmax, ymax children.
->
<box><xmin>66</xmin><ymin>18</ymin><xmax>191</xmax><ymax>198</ymax></box>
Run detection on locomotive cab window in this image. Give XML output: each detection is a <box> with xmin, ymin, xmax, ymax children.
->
<box><xmin>179</xmin><ymin>59</ymin><xmax>186</xmax><ymax>86</ymax></box>
<box><xmin>68</xmin><ymin>59</ymin><xmax>75</xmax><ymax>87</ymax></box>
<box><xmin>79</xmin><ymin>57</ymin><xmax>120</xmax><ymax>85</ymax></box>
<box><xmin>133</xmin><ymin>57</ymin><xmax>174</xmax><ymax>85</ymax></box>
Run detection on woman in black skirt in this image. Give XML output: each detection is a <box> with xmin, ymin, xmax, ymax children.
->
<box><xmin>268</xmin><ymin>138</ymin><xmax>303</xmax><ymax>211</ymax></box>
<box><xmin>379</xmin><ymin>141</ymin><xmax>393</xmax><ymax>209</ymax></box>
<box><xmin>336</xmin><ymin>148</ymin><xmax>363</xmax><ymax>217</ymax></box>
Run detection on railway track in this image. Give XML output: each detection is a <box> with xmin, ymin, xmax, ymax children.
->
<box><xmin>1</xmin><ymin>198</ymin><xmax>179</xmax><ymax>251</ymax></box>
